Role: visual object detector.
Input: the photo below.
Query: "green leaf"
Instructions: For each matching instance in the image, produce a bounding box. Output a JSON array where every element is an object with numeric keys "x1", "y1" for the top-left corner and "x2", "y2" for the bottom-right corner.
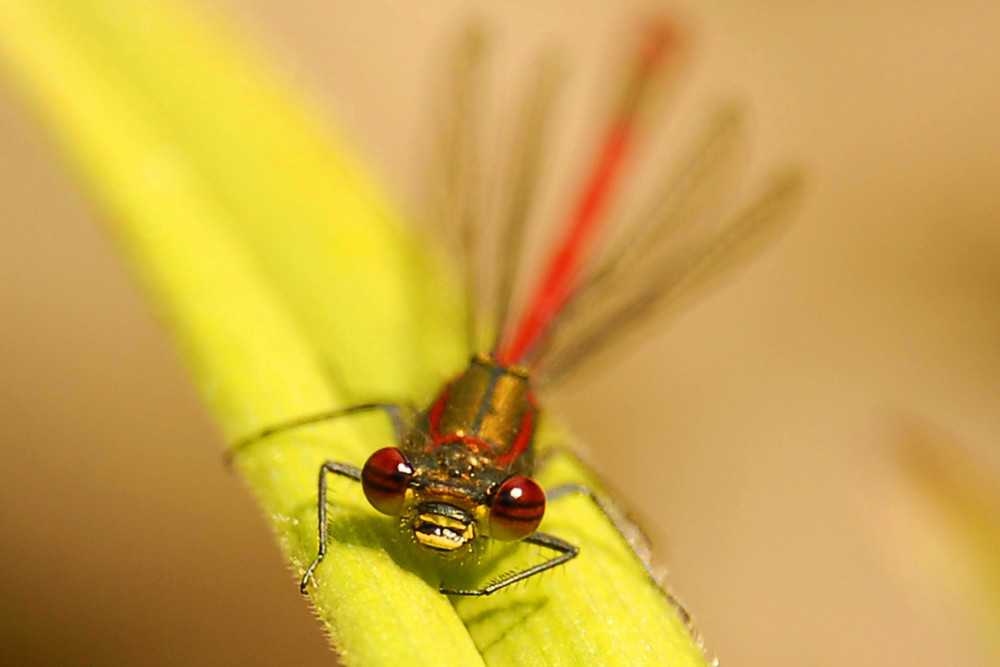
[{"x1": 0, "y1": 1, "x2": 708, "y2": 665}]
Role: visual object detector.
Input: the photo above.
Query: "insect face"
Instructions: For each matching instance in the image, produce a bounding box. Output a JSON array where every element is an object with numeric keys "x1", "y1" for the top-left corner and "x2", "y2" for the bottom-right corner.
[
  {"x1": 363, "y1": 445, "x2": 485, "y2": 554},
  {"x1": 362, "y1": 444, "x2": 547, "y2": 554}
]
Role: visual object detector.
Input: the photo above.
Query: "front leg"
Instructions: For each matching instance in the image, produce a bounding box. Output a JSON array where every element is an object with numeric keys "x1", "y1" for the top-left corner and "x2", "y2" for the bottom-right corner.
[
  {"x1": 545, "y1": 482, "x2": 656, "y2": 580},
  {"x1": 227, "y1": 402, "x2": 411, "y2": 464},
  {"x1": 299, "y1": 461, "x2": 363, "y2": 594},
  {"x1": 439, "y1": 532, "x2": 579, "y2": 596},
  {"x1": 534, "y1": 444, "x2": 656, "y2": 575}
]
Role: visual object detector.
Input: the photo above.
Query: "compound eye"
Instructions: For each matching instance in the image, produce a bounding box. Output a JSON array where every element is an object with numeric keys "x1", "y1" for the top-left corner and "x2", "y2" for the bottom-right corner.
[
  {"x1": 489, "y1": 476, "x2": 546, "y2": 541},
  {"x1": 361, "y1": 447, "x2": 413, "y2": 516}
]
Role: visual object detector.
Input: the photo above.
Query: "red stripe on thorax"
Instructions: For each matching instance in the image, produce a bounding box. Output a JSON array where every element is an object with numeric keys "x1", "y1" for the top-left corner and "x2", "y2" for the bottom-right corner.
[{"x1": 496, "y1": 393, "x2": 537, "y2": 467}]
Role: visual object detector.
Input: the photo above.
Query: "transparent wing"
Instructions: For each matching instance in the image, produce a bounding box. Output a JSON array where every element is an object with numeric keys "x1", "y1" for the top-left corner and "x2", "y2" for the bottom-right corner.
[
  {"x1": 422, "y1": 25, "x2": 489, "y2": 356},
  {"x1": 536, "y1": 167, "x2": 803, "y2": 384},
  {"x1": 490, "y1": 52, "x2": 566, "y2": 350},
  {"x1": 526, "y1": 107, "x2": 748, "y2": 367},
  {"x1": 569, "y1": 107, "x2": 747, "y2": 311},
  {"x1": 420, "y1": 26, "x2": 566, "y2": 356},
  {"x1": 496, "y1": 20, "x2": 686, "y2": 367}
]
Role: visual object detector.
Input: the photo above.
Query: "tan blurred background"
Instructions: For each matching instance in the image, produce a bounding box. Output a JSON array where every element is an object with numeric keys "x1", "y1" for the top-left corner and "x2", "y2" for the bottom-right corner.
[{"x1": 2, "y1": 0, "x2": 999, "y2": 665}]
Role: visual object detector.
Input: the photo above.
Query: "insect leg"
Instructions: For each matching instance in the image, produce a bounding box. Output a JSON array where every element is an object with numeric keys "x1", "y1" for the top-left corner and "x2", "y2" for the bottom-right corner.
[
  {"x1": 226, "y1": 402, "x2": 409, "y2": 463},
  {"x1": 546, "y1": 480, "x2": 695, "y2": 630},
  {"x1": 299, "y1": 460, "x2": 363, "y2": 594},
  {"x1": 439, "y1": 532, "x2": 579, "y2": 597},
  {"x1": 532, "y1": 445, "x2": 655, "y2": 572},
  {"x1": 546, "y1": 482, "x2": 655, "y2": 579}
]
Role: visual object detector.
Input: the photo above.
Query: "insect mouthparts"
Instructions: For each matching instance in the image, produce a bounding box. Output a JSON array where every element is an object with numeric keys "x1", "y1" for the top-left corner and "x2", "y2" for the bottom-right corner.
[{"x1": 413, "y1": 502, "x2": 476, "y2": 552}]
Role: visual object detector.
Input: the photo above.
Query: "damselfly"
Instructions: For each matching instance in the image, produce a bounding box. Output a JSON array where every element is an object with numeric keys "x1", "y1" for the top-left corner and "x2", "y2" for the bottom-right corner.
[{"x1": 234, "y1": 19, "x2": 800, "y2": 597}]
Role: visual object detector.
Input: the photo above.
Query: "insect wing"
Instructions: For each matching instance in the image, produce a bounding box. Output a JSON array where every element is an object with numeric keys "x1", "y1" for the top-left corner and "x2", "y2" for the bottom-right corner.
[{"x1": 539, "y1": 169, "x2": 803, "y2": 383}]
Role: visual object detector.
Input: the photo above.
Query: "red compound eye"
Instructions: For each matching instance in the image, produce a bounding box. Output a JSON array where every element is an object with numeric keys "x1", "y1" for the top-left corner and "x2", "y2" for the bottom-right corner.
[
  {"x1": 489, "y1": 476, "x2": 545, "y2": 541},
  {"x1": 361, "y1": 447, "x2": 413, "y2": 516}
]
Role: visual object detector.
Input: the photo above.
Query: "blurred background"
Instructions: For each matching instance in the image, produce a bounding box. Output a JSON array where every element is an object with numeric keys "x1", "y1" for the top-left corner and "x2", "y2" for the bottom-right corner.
[{"x1": 2, "y1": 0, "x2": 999, "y2": 665}]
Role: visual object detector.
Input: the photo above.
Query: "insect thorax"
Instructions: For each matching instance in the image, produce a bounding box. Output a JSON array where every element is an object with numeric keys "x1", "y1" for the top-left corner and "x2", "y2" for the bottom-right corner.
[{"x1": 424, "y1": 354, "x2": 537, "y2": 469}]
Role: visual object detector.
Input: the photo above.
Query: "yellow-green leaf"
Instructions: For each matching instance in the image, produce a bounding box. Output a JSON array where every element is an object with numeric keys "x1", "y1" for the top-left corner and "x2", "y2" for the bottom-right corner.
[
  {"x1": 892, "y1": 423, "x2": 1000, "y2": 661},
  {"x1": 0, "y1": 1, "x2": 707, "y2": 665}
]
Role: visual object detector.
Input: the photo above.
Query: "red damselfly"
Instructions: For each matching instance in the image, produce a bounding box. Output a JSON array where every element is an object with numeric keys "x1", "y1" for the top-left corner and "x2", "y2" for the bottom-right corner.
[{"x1": 233, "y1": 19, "x2": 800, "y2": 597}]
